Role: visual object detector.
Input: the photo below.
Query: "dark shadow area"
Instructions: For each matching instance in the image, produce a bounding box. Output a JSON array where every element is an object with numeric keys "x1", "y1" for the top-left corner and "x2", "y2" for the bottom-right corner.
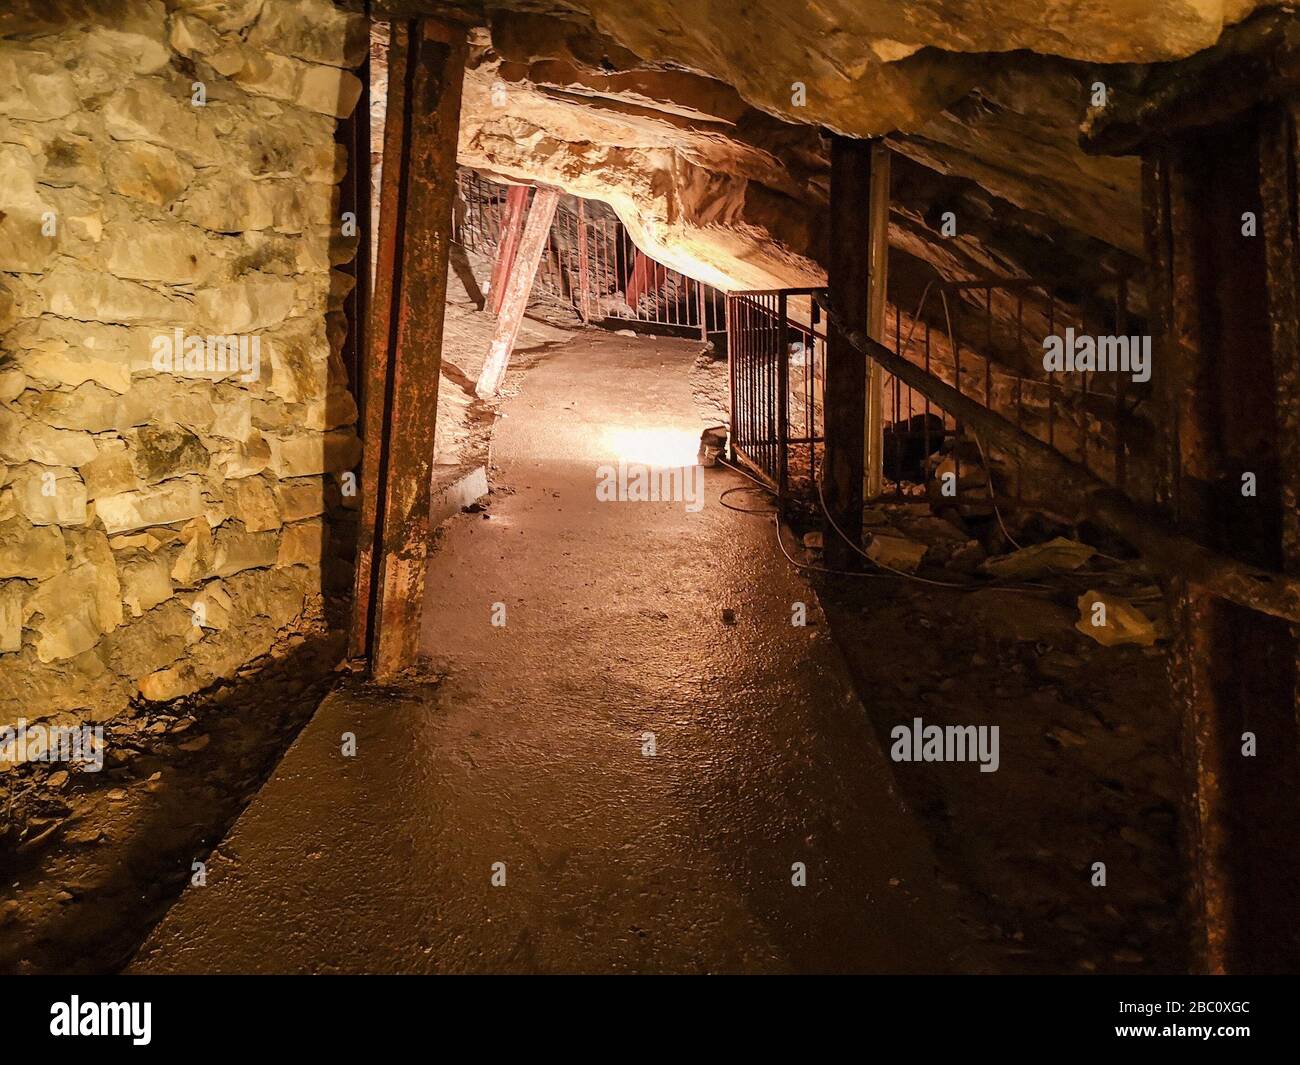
[
  {"x1": 0, "y1": 632, "x2": 344, "y2": 974},
  {"x1": 449, "y1": 243, "x2": 487, "y2": 311},
  {"x1": 815, "y1": 555, "x2": 1186, "y2": 974}
]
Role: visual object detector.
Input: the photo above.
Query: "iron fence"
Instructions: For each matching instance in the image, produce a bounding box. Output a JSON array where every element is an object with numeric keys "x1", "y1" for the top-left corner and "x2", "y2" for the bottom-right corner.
[
  {"x1": 724, "y1": 277, "x2": 1144, "y2": 518},
  {"x1": 725, "y1": 289, "x2": 825, "y2": 501},
  {"x1": 879, "y1": 277, "x2": 1146, "y2": 506},
  {"x1": 454, "y1": 169, "x2": 726, "y2": 337}
]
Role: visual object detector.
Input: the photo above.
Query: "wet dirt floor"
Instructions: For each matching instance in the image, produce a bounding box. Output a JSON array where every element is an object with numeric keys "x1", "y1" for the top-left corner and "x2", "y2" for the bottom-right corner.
[{"x1": 130, "y1": 330, "x2": 989, "y2": 974}]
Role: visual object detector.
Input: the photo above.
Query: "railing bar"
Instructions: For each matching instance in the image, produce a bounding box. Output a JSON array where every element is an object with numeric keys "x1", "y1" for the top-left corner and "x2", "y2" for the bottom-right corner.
[{"x1": 1048, "y1": 295, "x2": 1056, "y2": 450}]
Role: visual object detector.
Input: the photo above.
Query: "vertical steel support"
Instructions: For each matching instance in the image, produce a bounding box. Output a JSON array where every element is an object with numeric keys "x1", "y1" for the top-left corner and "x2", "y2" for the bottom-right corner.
[
  {"x1": 351, "y1": 19, "x2": 468, "y2": 678},
  {"x1": 726, "y1": 294, "x2": 736, "y2": 461},
  {"x1": 777, "y1": 291, "x2": 790, "y2": 500},
  {"x1": 576, "y1": 199, "x2": 591, "y2": 322},
  {"x1": 1143, "y1": 105, "x2": 1300, "y2": 974},
  {"x1": 824, "y1": 136, "x2": 872, "y2": 568}
]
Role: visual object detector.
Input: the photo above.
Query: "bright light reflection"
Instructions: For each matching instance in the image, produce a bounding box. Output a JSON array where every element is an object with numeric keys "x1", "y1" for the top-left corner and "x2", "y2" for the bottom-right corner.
[{"x1": 603, "y1": 427, "x2": 700, "y2": 467}]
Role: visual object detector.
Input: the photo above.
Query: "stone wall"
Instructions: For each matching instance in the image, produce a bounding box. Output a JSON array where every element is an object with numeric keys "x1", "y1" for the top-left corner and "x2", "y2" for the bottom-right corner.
[{"x1": 0, "y1": 0, "x2": 366, "y2": 751}]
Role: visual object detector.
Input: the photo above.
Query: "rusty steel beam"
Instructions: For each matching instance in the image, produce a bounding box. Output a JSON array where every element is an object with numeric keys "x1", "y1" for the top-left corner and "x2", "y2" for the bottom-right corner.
[
  {"x1": 476, "y1": 187, "x2": 560, "y2": 398},
  {"x1": 349, "y1": 20, "x2": 410, "y2": 666},
  {"x1": 823, "y1": 135, "x2": 873, "y2": 568},
  {"x1": 351, "y1": 19, "x2": 468, "y2": 678},
  {"x1": 489, "y1": 184, "x2": 530, "y2": 316},
  {"x1": 852, "y1": 97, "x2": 1300, "y2": 971},
  {"x1": 1148, "y1": 106, "x2": 1300, "y2": 975},
  {"x1": 1084, "y1": 10, "x2": 1300, "y2": 157},
  {"x1": 1261, "y1": 103, "x2": 1300, "y2": 570}
]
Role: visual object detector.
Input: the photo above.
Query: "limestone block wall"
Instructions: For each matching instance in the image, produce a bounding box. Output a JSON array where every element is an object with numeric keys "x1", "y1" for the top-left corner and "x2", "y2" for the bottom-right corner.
[{"x1": 0, "y1": 0, "x2": 367, "y2": 744}]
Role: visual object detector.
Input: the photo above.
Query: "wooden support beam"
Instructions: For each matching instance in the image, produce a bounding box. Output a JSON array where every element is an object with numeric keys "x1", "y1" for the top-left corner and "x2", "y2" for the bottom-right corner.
[
  {"x1": 823, "y1": 135, "x2": 872, "y2": 568},
  {"x1": 476, "y1": 187, "x2": 560, "y2": 398},
  {"x1": 488, "y1": 185, "x2": 530, "y2": 316},
  {"x1": 351, "y1": 19, "x2": 467, "y2": 678},
  {"x1": 864, "y1": 141, "x2": 890, "y2": 501}
]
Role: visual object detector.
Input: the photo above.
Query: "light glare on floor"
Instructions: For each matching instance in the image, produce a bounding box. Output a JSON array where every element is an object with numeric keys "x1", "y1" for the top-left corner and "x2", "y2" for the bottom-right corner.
[{"x1": 603, "y1": 427, "x2": 700, "y2": 467}]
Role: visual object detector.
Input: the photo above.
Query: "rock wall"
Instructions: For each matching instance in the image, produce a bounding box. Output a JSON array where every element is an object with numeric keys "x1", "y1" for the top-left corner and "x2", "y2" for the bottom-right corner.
[{"x1": 0, "y1": 0, "x2": 366, "y2": 749}]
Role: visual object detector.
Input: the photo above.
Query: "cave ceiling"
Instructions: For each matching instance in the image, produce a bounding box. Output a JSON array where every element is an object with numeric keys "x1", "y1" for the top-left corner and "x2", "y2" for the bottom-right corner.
[{"x1": 377, "y1": 1, "x2": 1279, "y2": 341}]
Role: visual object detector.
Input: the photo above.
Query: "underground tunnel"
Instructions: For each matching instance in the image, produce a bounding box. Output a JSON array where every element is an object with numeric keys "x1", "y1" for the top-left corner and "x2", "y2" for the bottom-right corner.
[{"x1": 1, "y1": 0, "x2": 1299, "y2": 1010}]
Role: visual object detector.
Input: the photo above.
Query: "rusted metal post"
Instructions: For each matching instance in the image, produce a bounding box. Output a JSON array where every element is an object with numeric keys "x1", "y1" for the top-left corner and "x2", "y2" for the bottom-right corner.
[
  {"x1": 351, "y1": 19, "x2": 467, "y2": 678},
  {"x1": 476, "y1": 187, "x2": 561, "y2": 398},
  {"x1": 489, "y1": 184, "x2": 529, "y2": 316},
  {"x1": 1084, "y1": 20, "x2": 1300, "y2": 971},
  {"x1": 1142, "y1": 106, "x2": 1300, "y2": 976},
  {"x1": 823, "y1": 135, "x2": 872, "y2": 568}
]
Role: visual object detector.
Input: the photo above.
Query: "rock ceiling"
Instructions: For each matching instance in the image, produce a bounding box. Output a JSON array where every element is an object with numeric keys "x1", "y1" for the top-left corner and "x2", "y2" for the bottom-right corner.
[{"x1": 384, "y1": 1, "x2": 1279, "y2": 339}]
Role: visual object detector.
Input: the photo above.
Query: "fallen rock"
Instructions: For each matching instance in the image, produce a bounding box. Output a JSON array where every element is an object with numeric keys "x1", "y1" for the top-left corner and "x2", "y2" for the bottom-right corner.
[
  {"x1": 1075, "y1": 590, "x2": 1161, "y2": 647},
  {"x1": 866, "y1": 532, "x2": 927, "y2": 574},
  {"x1": 981, "y1": 536, "x2": 1095, "y2": 580},
  {"x1": 959, "y1": 588, "x2": 1078, "y2": 646}
]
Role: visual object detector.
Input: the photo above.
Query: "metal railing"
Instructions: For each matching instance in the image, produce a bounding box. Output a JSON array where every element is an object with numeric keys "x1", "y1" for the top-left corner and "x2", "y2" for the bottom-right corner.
[
  {"x1": 725, "y1": 289, "x2": 825, "y2": 500},
  {"x1": 879, "y1": 277, "x2": 1147, "y2": 506},
  {"x1": 454, "y1": 169, "x2": 726, "y2": 338},
  {"x1": 724, "y1": 278, "x2": 1146, "y2": 518}
]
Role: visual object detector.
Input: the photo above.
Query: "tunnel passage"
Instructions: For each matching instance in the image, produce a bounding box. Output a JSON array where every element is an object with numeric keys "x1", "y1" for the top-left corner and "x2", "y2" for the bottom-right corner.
[{"x1": 3, "y1": 0, "x2": 1300, "y2": 979}]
